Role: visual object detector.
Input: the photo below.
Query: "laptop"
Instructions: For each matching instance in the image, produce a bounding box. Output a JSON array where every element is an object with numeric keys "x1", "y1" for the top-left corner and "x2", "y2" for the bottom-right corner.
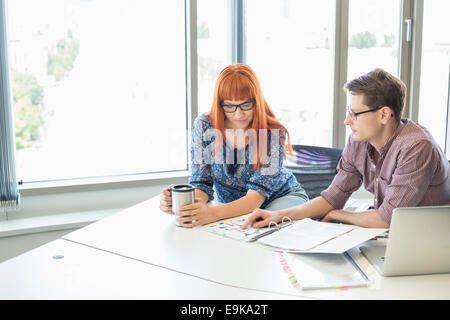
[{"x1": 360, "y1": 206, "x2": 450, "y2": 277}]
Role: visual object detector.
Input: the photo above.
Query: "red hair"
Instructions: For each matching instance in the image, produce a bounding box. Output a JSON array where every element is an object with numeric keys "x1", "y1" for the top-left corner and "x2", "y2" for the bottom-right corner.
[{"x1": 208, "y1": 64, "x2": 292, "y2": 170}]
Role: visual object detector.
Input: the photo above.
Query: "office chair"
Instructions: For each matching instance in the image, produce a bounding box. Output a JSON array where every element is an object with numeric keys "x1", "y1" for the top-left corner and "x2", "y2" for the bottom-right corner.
[{"x1": 284, "y1": 144, "x2": 343, "y2": 199}]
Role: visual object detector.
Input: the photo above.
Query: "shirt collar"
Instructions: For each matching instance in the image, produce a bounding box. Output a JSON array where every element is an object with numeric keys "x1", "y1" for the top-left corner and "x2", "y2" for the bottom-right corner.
[{"x1": 367, "y1": 118, "x2": 408, "y2": 158}]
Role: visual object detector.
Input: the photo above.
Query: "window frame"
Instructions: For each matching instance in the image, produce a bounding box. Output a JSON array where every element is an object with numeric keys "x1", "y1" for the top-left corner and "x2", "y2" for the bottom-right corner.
[
  {"x1": 2, "y1": 0, "x2": 449, "y2": 200},
  {"x1": 408, "y1": 0, "x2": 450, "y2": 157}
]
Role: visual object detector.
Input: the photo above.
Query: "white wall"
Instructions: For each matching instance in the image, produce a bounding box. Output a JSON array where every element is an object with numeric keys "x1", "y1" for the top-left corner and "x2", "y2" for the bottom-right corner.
[{"x1": 0, "y1": 176, "x2": 189, "y2": 263}]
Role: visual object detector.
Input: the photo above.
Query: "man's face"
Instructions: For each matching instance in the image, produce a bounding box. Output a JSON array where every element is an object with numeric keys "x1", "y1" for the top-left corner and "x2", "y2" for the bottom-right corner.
[{"x1": 344, "y1": 94, "x2": 383, "y2": 142}]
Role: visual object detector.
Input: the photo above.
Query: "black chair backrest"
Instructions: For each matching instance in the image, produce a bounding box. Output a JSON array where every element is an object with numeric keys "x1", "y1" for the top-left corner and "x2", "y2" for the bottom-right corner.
[{"x1": 284, "y1": 144, "x2": 343, "y2": 199}]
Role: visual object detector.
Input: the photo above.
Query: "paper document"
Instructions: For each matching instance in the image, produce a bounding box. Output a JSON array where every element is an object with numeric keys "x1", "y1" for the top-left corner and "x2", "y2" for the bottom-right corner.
[
  {"x1": 258, "y1": 218, "x2": 353, "y2": 251},
  {"x1": 282, "y1": 251, "x2": 369, "y2": 290},
  {"x1": 306, "y1": 227, "x2": 387, "y2": 254}
]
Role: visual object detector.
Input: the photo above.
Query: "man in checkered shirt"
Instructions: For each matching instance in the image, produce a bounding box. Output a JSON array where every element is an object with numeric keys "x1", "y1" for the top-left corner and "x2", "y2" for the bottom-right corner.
[{"x1": 243, "y1": 68, "x2": 450, "y2": 229}]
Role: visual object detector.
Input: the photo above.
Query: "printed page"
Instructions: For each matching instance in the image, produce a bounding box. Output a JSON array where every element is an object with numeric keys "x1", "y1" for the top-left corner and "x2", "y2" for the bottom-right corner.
[
  {"x1": 258, "y1": 218, "x2": 353, "y2": 251},
  {"x1": 304, "y1": 227, "x2": 388, "y2": 254}
]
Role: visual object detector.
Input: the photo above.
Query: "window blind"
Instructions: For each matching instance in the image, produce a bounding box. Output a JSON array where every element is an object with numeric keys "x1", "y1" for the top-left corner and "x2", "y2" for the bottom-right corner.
[{"x1": 0, "y1": 0, "x2": 20, "y2": 212}]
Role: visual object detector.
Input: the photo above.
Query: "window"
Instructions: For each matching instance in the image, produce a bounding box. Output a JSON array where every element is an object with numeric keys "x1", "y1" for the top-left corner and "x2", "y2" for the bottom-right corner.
[
  {"x1": 417, "y1": 0, "x2": 450, "y2": 156},
  {"x1": 3, "y1": 0, "x2": 448, "y2": 193},
  {"x1": 346, "y1": 0, "x2": 401, "y2": 139},
  {"x1": 197, "y1": 0, "x2": 229, "y2": 115},
  {"x1": 8, "y1": 0, "x2": 187, "y2": 183},
  {"x1": 347, "y1": 0, "x2": 401, "y2": 80},
  {"x1": 245, "y1": 0, "x2": 335, "y2": 147}
]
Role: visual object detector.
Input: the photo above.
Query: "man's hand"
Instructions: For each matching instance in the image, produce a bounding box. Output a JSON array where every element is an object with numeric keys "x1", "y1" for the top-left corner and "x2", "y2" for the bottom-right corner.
[{"x1": 241, "y1": 208, "x2": 282, "y2": 229}]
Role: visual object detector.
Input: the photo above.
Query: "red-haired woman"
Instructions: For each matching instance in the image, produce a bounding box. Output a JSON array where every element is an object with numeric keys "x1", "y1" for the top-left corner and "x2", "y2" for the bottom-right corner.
[{"x1": 160, "y1": 64, "x2": 308, "y2": 227}]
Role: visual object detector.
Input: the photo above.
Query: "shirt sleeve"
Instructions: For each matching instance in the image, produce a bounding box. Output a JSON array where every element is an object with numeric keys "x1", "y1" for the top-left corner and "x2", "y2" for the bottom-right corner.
[
  {"x1": 189, "y1": 116, "x2": 215, "y2": 202},
  {"x1": 377, "y1": 140, "x2": 437, "y2": 224},
  {"x1": 320, "y1": 136, "x2": 363, "y2": 209},
  {"x1": 245, "y1": 129, "x2": 289, "y2": 199}
]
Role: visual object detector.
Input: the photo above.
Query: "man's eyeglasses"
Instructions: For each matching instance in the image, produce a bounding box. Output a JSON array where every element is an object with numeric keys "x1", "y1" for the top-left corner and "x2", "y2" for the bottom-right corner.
[
  {"x1": 347, "y1": 106, "x2": 383, "y2": 121},
  {"x1": 221, "y1": 100, "x2": 255, "y2": 113}
]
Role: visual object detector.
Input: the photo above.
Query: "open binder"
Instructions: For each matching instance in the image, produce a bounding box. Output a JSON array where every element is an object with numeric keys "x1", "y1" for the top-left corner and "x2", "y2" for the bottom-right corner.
[{"x1": 258, "y1": 218, "x2": 387, "y2": 253}]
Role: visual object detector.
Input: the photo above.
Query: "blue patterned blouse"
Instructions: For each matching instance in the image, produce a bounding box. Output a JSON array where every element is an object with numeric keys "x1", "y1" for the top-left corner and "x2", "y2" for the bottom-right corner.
[{"x1": 189, "y1": 113, "x2": 303, "y2": 208}]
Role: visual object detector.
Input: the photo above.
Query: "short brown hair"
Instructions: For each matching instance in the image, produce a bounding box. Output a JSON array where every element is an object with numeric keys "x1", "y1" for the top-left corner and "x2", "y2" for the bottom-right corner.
[{"x1": 344, "y1": 68, "x2": 406, "y2": 122}]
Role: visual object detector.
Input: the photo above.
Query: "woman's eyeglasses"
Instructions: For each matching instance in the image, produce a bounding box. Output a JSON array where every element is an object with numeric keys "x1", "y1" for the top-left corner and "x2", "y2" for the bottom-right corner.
[{"x1": 221, "y1": 100, "x2": 255, "y2": 113}]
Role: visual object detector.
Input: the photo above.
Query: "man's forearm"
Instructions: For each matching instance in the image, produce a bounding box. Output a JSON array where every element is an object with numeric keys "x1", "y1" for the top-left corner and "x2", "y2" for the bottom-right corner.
[
  {"x1": 323, "y1": 209, "x2": 389, "y2": 228},
  {"x1": 275, "y1": 196, "x2": 335, "y2": 221}
]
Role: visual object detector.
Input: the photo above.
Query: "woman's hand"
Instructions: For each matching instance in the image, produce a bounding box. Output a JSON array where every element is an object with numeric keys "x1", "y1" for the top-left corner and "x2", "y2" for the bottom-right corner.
[
  {"x1": 159, "y1": 184, "x2": 175, "y2": 214},
  {"x1": 241, "y1": 208, "x2": 282, "y2": 229},
  {"x1": 175, "y1": 197, "x2": 216, "y2": 228}
]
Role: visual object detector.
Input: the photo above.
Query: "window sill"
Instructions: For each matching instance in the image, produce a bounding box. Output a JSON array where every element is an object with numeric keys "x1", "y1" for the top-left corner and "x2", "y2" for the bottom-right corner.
[
  {"x1": 19, "y1": 170, "x2": 191, "y2": 196},
  {"x1": 0, "y1": 170, "x2": 191, "y2": 225},
  {"x1": 0, "y1": 208, "x2": 119, "y2": 238}
]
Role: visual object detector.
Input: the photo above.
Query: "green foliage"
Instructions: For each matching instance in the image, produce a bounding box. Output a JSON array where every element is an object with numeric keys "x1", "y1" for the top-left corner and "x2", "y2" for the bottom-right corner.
[
  {"x1": 47, "y1": 31, "x2": 80, "y2": 81},
  {"x1": 198, "y1": 56, "x2": 222, "y2": 80},
  {"x1": 12, "y1": 72, "x2": 43, "y2": 106},
  {"x1": 197, "y1": 21, "x2": 210, "y2": 39},
  {"x1": 12, "y1": 30, "x2": 79, "y2": 150},
  {"x1": 12, "y1": 73, "x2": 44, "y2": 150},
  {"x1": 383, "y1": 34, "x2": 396, "y2": 47},
  {"x1": 349, "y1": 31, "x2": 377, "y2": 49}
]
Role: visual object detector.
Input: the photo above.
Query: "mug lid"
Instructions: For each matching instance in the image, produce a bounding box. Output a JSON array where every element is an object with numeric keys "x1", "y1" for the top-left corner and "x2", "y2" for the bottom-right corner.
[{"x1": 170, "y1": 184, "x2": 194, "y2": 192}]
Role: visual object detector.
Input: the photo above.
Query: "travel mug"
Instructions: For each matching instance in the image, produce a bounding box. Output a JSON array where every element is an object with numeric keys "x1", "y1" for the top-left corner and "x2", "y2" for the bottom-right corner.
[{"x1": 170, "y1": 184, "x2": 195, "y2": 227}]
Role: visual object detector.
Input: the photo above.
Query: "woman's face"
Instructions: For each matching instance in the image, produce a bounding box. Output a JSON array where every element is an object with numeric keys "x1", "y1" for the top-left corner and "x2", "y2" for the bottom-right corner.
[{"x1": 222, "y1": 99, "x2": 255, "y2": 130}]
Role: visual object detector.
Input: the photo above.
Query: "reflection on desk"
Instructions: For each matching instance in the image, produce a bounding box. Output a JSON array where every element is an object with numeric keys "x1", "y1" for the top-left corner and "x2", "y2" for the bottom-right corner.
[{"x1": 0, "y1": 239, "x2": 300, "y2": 299}]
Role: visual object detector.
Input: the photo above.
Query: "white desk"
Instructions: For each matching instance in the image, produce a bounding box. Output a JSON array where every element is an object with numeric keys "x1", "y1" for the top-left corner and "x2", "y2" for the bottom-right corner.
[
  {"x1": 0, "y1": 239, "x2": 299, "y2": 299},
  {"x1": 61, "y1": 196, "x2": 450, "y2": 299},
  {"x1": 1, "y1": 195, "x2": 449, "y2": 299}
]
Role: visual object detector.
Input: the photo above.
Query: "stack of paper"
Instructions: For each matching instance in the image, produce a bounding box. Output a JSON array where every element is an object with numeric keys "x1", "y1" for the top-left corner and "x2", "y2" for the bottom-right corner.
[
  {"x1": 281, "y1": 251, "x2": 369, "y2": 290},
  {"x1": 258, "y1": 218, "x2": 352, "y2": 251},
  {"x1": 258, "y1": 218, "x2": 387, "y2": 253}
]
